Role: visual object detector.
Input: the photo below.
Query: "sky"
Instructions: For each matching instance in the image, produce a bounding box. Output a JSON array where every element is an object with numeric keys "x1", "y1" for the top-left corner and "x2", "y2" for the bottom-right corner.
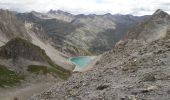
[{"x1": 0, "y1": 0, "x2": 170, "y2": 16}]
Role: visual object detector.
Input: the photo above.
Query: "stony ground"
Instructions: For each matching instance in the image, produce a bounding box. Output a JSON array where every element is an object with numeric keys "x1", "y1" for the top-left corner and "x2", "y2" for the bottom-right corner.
[
  {"x1": 0, "y1": 82, "x2": 53, "y2": 100},
  {"x1": 30, "y1": 38, "x2": 170, "y2": 100}
]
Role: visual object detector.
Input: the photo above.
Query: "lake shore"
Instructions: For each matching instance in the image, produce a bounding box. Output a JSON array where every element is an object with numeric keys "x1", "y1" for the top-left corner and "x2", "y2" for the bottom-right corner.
[{"x1": 69, "y1": 56, "x2": 101, "y2": 72}]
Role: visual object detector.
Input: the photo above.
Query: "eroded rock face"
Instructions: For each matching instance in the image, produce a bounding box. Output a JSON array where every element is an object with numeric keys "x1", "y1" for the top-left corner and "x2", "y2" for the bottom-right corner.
[
  {"x1": 0, "y1": 37, "x2": 72, "y2": 80},
  {"x1": 0, "y1": 37, "x2": 48, "y2": 63},
  {"x1": 0, "y1": 9, "x2": 30, "y2": 40},
  {"x1": 124, "y1": 9, "x2": 170, "y2": 42}
]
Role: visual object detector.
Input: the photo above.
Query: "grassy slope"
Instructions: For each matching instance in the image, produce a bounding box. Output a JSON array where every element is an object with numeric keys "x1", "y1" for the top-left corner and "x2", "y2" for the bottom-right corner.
[
  {"x1": 27, "y1": 65, "x2": 71, "y2": 80},
  {"x1": 0, "y1": 65, "x2": 24, "y2": 87}
]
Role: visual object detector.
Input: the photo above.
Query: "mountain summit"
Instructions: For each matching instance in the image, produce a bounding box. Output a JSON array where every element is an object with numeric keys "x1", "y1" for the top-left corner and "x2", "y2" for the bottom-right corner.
[
  {"x1": 48, "y1": 9, "x2": 72, "y2": 16},
  {"x1": 124, "y1": 9, "x2": 170, "y2": 42},
  {"x1": 153, "y1": 9, "x2": 169, "y2": 18}
]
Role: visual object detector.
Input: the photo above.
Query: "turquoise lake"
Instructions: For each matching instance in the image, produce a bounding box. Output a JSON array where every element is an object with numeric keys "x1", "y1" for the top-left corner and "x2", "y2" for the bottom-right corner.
[{"x1": 70, "y1": 56, "x2": 95, "y2": 68}]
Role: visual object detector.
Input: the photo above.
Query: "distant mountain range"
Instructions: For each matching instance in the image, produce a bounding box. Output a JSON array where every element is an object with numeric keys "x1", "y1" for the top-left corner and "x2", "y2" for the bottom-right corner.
[{"x1": 16, "y1": 10, "x2": 147, "y2": 55}]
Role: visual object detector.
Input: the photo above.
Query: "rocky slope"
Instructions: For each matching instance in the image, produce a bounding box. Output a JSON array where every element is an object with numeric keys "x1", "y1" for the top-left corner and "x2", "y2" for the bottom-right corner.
[
  {"x1": 17, "y1": 10, "x2": 146, "y2": 56},
  {"x1": 0, "y1": 38, "x2": 71, "y2": 87},
  {"x1": 1, "y1": 8, "x2": 170, "y2": 99},
  {"x1": 0, "y1": 9, "x2": 30, "y2": 46},
  {"x1": 30, "y1": 37, "x2": 170, "y2": 100},
  {"x1": 124, "y1": 9, "x2": 170, "y2": 42},
  {"x1": 30, "y1": 9, "x2": 170, "y2": 100},
  {"x1": 0, "y1": 9, "x2": 77, "y2": 89}
]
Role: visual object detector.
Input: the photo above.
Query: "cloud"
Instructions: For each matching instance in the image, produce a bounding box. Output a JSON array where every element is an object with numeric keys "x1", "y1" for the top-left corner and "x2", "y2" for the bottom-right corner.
[{"x1": 0, "y1": 0, "x2": 170, "y2": 15}]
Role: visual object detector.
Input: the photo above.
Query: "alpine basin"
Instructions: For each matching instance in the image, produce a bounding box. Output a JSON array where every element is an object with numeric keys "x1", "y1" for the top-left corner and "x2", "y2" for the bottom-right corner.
[{"x1": 70, "y1": 56, "x2": 96, "y2": 69}]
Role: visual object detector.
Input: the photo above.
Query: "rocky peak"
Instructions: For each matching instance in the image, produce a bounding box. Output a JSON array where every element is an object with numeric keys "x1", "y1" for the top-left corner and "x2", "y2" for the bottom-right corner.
[
  {"x1": 0, "y1": 9, "x2": 15, "y2": 21},
  {"x1": 152, "y1": 9, "x2": 169, "y2": 19},
  {"x1": 123, "y1": 9, "x2": 170, "y2": 42},
  {"x1": 104, "y1": 13, "x2": 112, "y2": 16},
  {"x1": 48, "y1": 9, "x2": 57, "y2": 14},
  {"x1": 48, "y1": 9, "x2": 72, "y2": 16},
  {"x1": 30, "y1": 11, "x2": 39, "y2": 16}
]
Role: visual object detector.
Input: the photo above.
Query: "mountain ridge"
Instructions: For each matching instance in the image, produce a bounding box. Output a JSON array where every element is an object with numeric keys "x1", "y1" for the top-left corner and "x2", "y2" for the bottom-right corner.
[
  {"x1": 17, "y1": 9, "x2": 147, "y2": 55},
  {"x1": 123, "y1": 9, "x2": 170, "y2": 42}
]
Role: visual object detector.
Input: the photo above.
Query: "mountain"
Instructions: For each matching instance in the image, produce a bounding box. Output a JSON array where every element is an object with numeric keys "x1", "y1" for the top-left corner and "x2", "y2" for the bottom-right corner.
[
  {"x1": 0, "y1": 9, "x2": 30, "y2": 46},
  {"x1": 0, "y1": 9, "x2": 76, "y2": 87},
  {"x1": 29, "y1": 9, "x2": 170, "y2": 100},
  {"x1": 0, "y1": 37, "x2": 71, "y2": 87},
  {"x1": 47, "y1": 10, "x2": 75, "y2": 22},
  {"x1": 2, "y1": 8, "x2": 169, "y2": 99},
  {"x1": 30, "y1": 29, "x2": 170, "y2": 100},
  {"x1": 30, "y1": 25, "x2": 170, "y2": 100},
  {"x1": 0, "y1": 9, "x2": 75, "y2": 71},
  {"x1": 0, "y1": 9, "x2": 146, "y2": 87},
  {"x1": 124, "y1": 9, "x2": 170, "y2": 42},
  {"x1": 0, "y1": 38, "x2": 71, "y2": 79},
  {"x1": 17, "y1": 10, "x2": 145, "y2": 56}
]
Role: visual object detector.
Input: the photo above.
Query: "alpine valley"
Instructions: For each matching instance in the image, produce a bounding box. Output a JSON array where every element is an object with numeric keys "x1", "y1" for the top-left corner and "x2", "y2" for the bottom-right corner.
[{"x1": 0, "y1": 8, "x2": 170, "y2": 100}]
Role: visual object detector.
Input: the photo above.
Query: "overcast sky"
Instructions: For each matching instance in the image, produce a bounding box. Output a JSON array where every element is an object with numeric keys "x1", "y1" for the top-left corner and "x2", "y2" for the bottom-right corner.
[{"x1": 0, "y1": 0, "x2": 170, "y2": 16}]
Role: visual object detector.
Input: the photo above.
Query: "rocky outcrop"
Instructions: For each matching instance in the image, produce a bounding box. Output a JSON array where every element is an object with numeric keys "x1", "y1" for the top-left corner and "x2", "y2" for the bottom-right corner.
[
  {"x1": 124, "y1": 9, "x2": 170, "y2": 42},
  {"x1": 0, "y1": 9, "x2": 30, "y2": 41},
  {"x1": 0, "y1": 38, "x2": 49, "y2": 63},
  {"x1": 0, "y1": 37, "x2": 71, "y2": 79}
]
